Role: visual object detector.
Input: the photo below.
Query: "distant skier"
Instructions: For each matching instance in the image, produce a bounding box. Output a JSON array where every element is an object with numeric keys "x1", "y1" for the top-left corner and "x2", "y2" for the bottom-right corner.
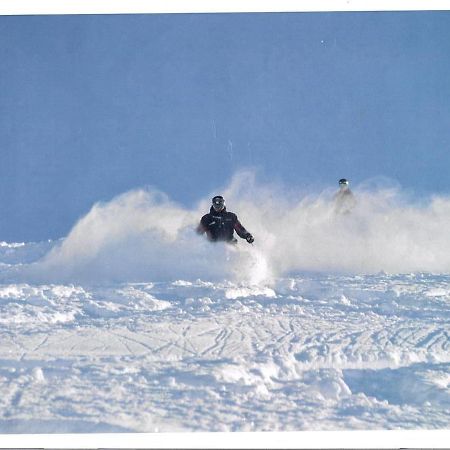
[
  {"x1": 334, "y1": 178, "x2": 356, "y2": 215},
  {"x1": 196, "y1": 195, "x2": 254, "y2": 244}
]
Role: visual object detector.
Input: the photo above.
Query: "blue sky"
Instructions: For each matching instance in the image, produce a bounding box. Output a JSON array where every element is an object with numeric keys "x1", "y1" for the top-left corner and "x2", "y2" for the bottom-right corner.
[{"x1": 1, "y1": 11, "x2": 450, "y2": 241}]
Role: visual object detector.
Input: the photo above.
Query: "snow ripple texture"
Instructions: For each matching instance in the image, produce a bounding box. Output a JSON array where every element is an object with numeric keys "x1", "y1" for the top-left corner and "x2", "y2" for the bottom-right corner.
[{"x1": 0, "y1": 243, "x2": 449, "y2": 432}]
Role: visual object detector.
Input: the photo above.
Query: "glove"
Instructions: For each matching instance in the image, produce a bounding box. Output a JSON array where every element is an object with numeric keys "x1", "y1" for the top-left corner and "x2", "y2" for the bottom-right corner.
[{"x1": 245, "y1": 233, "x2": 254, "y2": 244}]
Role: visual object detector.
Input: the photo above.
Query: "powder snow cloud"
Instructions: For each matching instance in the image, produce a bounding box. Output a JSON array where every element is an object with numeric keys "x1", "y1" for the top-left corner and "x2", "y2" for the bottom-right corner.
[{"x1": 22, "y1": 170, "x2": 450, "y2": 284}]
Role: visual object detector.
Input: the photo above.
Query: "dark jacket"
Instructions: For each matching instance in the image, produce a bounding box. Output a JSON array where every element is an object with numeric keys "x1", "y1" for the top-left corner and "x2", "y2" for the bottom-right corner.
[{"x1": 197, "y1": 207, "x2": 250, "y2": 242}]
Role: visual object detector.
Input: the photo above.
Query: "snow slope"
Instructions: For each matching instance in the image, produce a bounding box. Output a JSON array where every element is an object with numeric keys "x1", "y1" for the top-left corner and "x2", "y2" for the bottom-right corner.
[
  {"x1": 0, "y1": 182, "x2": 449, "y2": 433},
  {"x1": 0, "y1": 249, "x2": 449, "y2": 432}
]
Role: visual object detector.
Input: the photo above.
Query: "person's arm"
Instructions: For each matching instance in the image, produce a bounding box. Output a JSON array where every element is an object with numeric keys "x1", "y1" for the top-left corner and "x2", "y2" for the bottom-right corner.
[
  {"x1": 196, "y1": 222, "x2": 205, "y2": 234},
  {"x1": 197, "y1": 215, "x2": 214, "y2": 240},
  {"x1": 234, "y1": 216, "x2": 254, "y2": 243},
  {"x1": 196, "y1": 216, "x2": 206, "y2": 234}
]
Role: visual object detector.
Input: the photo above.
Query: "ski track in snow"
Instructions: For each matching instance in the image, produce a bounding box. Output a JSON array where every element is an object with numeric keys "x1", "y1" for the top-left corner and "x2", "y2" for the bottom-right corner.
[{"x1": 0, "y1": 242, "x2": 449, "y2": 432}]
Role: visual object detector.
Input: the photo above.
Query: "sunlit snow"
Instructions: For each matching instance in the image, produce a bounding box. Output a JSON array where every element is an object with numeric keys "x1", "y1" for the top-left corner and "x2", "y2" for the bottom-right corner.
[{"x1": 0, "y1": 176, "x2": 449, "y2": 433}]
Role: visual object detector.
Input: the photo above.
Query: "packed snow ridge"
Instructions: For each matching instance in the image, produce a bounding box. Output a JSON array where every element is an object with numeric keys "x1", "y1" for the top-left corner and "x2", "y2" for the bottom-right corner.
[{"x1": 0, "y1": 175, "x2": 449, "y2": 432}]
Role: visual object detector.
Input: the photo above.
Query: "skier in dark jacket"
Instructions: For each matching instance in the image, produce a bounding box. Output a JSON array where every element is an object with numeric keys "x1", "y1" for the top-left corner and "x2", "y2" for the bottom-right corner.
[{"x1": 196, "y1": 196, "x2": 254, "y2": 244}]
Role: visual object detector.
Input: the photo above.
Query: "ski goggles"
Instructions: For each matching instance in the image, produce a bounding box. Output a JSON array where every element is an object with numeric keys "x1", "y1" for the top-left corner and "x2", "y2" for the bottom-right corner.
[{"x1": 212, "y1": 196, "x2": 225, "y2": 208}]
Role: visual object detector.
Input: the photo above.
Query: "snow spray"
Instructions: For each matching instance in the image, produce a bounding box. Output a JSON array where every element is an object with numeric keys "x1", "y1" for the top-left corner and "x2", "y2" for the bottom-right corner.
[{"x1": 22, "y1": 170, "x2": 450, "y2": 283}]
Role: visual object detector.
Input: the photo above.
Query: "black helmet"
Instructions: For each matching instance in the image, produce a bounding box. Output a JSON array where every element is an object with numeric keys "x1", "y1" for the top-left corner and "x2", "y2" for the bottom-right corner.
[
  {"x1": 339, "y1": 178, "x2": 349, "y2": 186},
  {"x1": 212, "y1": 195, "x2": 225, "y2": 211}
]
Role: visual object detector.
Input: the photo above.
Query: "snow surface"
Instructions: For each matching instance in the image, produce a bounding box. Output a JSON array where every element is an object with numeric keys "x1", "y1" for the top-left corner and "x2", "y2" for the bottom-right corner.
[{"x1": 0, "y1": 181, "x2": 449, "y2": 433}]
